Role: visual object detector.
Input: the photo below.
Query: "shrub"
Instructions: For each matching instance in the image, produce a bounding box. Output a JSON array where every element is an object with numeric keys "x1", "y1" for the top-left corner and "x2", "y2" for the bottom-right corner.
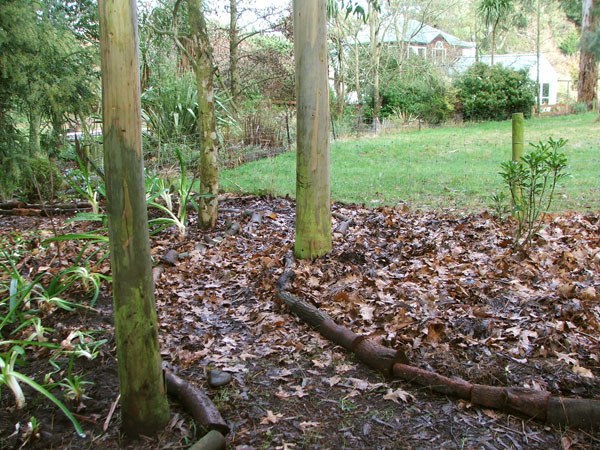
[
  {"x1": 498, "y1": 137, "x2": 569, "y2": 248},
  {"x1": 454, "y1": 63, "x2": 535, "y2": 121},
  {"x1": 571, "y1": 102, "x2": 588, "y2": 114},
  {"x1": 19, "y1": 157, "x2": 63, "y2": 202},
  {"x1": 376, "y1": 60, "x2": 455, "y2": 124}
]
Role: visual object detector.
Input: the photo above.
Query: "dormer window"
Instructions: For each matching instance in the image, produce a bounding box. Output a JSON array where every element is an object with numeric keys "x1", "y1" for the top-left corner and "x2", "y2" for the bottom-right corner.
[{"x1": 434, "y1": 41, "x2": 446, "y2": 63}]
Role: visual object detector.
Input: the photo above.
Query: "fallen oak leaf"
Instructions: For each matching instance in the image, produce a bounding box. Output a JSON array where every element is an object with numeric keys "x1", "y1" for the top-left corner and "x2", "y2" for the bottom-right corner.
[
  {"x1": 348, "y1": 377, "x2": 370, "y2": 391},
  {"x1": 573, "y1": 365, "x2": 594, "y2": 379},
  {"x1": 299, "y1": 421, "x2": 320, "y2": 432},
  {"x1": 383, "y1": 388, "x2": 415, "y2": 403},
  {"x1": 326, "y1": 375, "x2": 342, "y2": 387},
  {"x1": 556, "y1": 352, "x2": 578, "y2": 365},
  {"x1": 260, "y1": 410, "x2": 283, "y2": 425}
]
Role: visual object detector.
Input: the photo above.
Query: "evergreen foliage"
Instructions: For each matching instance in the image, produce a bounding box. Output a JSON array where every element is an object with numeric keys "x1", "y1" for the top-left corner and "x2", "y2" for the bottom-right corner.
[
  {"x1": 379, "y1": 60, "x2": 454, "y2": 124},
  {"x1": 454, "y1": 63, "x2": 535, "y2": 121}
]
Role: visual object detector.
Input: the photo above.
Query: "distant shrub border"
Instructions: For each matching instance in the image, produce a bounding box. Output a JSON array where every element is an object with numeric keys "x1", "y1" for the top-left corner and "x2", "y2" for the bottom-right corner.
[{"x1": 454, "y1": 63, "x2": 536, "y2": 122}]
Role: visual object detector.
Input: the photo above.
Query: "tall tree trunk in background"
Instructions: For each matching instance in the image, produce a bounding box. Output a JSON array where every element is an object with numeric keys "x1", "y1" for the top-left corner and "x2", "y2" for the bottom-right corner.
[
  {"x1": 331, "y1": 33, "x2": 345, "y2": 119},
  {"x1": 293, "y1": 0, "x2": 332, "y2": 260},
  {"x1": 369, "y1": 2, "x2": 381, "y2": 130},
  {"x1": 578, "y1": 0, "x2": 599, "y2": 107},
  {"x1": 354, "y1": 36, "x2": 361, "y2": 123},
  {"x1": 229, "y1": 0, "x2": 240, "y2": 104},
  {"x1": 189, "y1": 0, "x2": 219, "y2": 229},
  {"x1": 28, "y1": 107, "x2": 41, "y2": 157},
  {"x1": 536, "y1": 0, "x2": 541, "y2": 116},
  {"x1": 98, "y1": 0, "x2": 170, "y2": 436}
]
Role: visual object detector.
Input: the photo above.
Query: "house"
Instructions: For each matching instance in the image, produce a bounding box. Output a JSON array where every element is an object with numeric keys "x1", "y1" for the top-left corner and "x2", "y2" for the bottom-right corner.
[
  {"x1": 356, "y1": 19, "x2": 476, "y2": 64},
  {"x1": 452, "y1": 54, "x2": 559, "y2": 106}
]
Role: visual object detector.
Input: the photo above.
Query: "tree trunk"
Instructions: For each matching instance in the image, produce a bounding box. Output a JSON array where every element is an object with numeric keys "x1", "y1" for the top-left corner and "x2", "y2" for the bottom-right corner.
[
  {"x1": 98, "y1": 0, "x2": 170, "y2": 436},
  {"x1": 369, "y1": 3, "x2": 381, "y2": 130},
  {"x1": 28, "y1": 107, "x2": 41, "y2": 158},
  {"x1": 189, "y1": 0, "x2": 219, "y2": 230},
  {"x1": 491, "y1": 27, "x2": 496, "y2": 65},
  {"x1": 229, "y1": 0, "x2": 240, "y2": 104},
  {"x1": 332, "y1": 34, "x2": 345, "y2": 119},
  {"x1": 354, "y1": 35, "x2": 361, "y2": 129},
  {"x1": 536, "y1": 0, "x2": 541, "y2": 116},
  {"x1": 293, "y1": 0, "x2": 332, "y2": 260},
  {"x1": 578, "y1": 0, "x2": 599, "y2": 107}
]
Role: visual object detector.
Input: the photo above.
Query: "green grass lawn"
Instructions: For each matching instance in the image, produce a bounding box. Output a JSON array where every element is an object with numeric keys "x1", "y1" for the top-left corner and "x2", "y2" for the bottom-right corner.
[{"x1": 221, "y1": 112, "x2": 600, "y2": 212}]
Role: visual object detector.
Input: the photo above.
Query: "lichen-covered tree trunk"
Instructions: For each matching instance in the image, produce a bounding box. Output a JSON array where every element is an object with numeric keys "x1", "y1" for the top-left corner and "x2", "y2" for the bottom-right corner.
[
  {"x1": 229, "y1": 0, "x2": 240, "y2": 104},
  {"x1": 189, "y1": 0, "x2": 219, "y2": 230},
  {"x1": 369, "y1": 3, "x2": 381, "y2": 130},
  {"x1": 98, "y1": 0, "x2": 169, "y2": 436},
  {"x1": 293, "y1": 0, "x2": 332, "y2": 260},
  {"x1": 578, "y1": 0, "x2": 599, "y2": 106}
]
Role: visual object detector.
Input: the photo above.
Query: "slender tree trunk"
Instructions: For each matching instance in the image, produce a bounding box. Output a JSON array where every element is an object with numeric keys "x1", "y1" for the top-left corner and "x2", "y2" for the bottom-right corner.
[
  {"x1": 98, "y1": 0, "x2": 170, "y2": 436},
  {"x1": 369, "y1": 3, "x2": 381, "y2": 130},
  {"x1": 189, "y1": 0, "x2": 219, "y2": 229},
  {"x1": 28, "y1": 107, "x2": 41, "y2": 157},
  {"x1": 229, "y1": 0, "x2": 240, "y2": 104},
  {"x1": 332, "y1": 34, "x2": 345, "y2": 119},
  {"x1": 491, "y1": 27, "x2": 496, "y2": 65},
  {"x1": 293, "y1": 0, "x2": 332, "y2": 260},
  {"x1": 536, "y1": 0, "x2": 541, "y2": 116},
  {"x1": 578, "y1": 0, "x2": 599, "y2": 107}
]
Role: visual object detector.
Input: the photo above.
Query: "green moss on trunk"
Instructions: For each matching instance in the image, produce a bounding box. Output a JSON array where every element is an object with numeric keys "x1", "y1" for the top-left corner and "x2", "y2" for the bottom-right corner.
[
  {"x1": 99, "y1": 0, "x2": 169, "y2": 436},
  {"x1": 293, "y1": 0, "x2": 332, "y2": 260}
]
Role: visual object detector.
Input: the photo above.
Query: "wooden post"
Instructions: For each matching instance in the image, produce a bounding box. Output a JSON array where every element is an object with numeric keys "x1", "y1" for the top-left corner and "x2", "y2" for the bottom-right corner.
[
  {"x1": 98, "y1": 0, "x2": 170, "y2": 436},
  {"x1": 511, "y1": 113, "x2": 524, "y2": 216},
  {"x1": 511, "y1": 113, "x2": 524, "y2": 163},
  {"x1": 293, "y1": 0, "x2": 332, "y2": 259}
]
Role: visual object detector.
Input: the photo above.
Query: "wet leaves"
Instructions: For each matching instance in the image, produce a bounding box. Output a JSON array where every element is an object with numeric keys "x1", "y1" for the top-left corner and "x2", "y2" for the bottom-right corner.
[{"x1": 2, "y1": 197, "x2": 599, "y2": 448}]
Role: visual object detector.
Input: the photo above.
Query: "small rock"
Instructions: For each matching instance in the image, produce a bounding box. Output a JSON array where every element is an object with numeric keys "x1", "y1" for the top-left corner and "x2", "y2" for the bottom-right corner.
[
  {"x1": 162, "y1": 249, "x2": 179, "y2": 265},
  {"x1": 208, "y1": 369, "x2": 232, "y2": 388}
]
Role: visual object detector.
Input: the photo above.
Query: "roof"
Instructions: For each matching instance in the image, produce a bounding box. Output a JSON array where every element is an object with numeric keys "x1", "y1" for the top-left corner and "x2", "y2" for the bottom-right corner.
[
  {"x1": 357, "y1": 18, "x2": 475, "y2": 49},
  {"x1": 451, "y1": 54, "x2": 558, "y2": 79}
]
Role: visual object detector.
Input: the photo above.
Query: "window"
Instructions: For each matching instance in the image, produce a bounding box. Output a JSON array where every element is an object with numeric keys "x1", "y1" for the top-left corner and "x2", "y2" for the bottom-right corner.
[
  {"x1": 541, "y1": 83, "x2": 550, "y2": 104},
  {"x1": 409, "y1": 46, "x2": 426, "y2": 58},
  {"x1": 433, "y1": 41, "x2": 446, "y2": 63}
]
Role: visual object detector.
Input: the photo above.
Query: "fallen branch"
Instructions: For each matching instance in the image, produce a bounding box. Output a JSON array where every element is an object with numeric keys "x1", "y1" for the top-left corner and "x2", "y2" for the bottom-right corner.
[
  {"x1": 164, "y1": 369, "x2": 230, "y2": 435},
  {"x1": 0, "y1": 207, "x2": 90, "y2": 217},
  {"x1": 332, "y1": 212, "x2": 353, "y2": 235},
  {"x1": 392, "y1": 363, "x2": 600, "y2": 431},
  {"x1": 0, "y1": 201, "x2": 91, "y2": 210},
  {"x1": 276, "y1": 276, "x2": 408, "y2": 375},
  {"x1": 276, "y1": 256, "x2": 600, "y2": 432},
  {"x1": 188, "y1": 430, "x2": 226, "y2": 450}
]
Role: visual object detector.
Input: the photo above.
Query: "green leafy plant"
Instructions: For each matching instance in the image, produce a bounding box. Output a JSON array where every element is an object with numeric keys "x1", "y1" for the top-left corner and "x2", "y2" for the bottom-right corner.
[
  {"x1": 0, "y1": 345, "x2": 85, "y2": 437},
  {"x1": 65, "y1": 156, "x2": 105, "y2": 214},
  {"x1": 499, "y1": 137, "x2": 569, "y2": 248},
  {"x1": 148, "y1": 149, "x2": 197, "y2": 237},
  {"x1": 11, "y1": 317, "x2": 54, "y2": 342},
  {"x1": 43, "y1": 213, "x2": 109, "y2": 265},
  {"x1": 59, "y1": 356, "x2": 92, "y2": 402},
  {"x1": 61, "y1": 266, "x2": 110, "y2": 307},
  {"x1": 489, "y1": 191, "x2": 510, "y2": 220},
  {"x1": 59, "y1": 329, "x2": 107, "y2": 360}
]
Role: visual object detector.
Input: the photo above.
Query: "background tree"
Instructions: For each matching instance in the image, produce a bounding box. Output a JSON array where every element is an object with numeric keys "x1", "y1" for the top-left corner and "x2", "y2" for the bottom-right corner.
[
  {"x1": 188, "y1": 0, "x2": 220, "y2": 229},
  {"x1": 98, "y1": 0, "x2": 170, "y2": 436},
  {"x1": 578, "y1": 0, "x2": 599, "y2": 107},
  {"x1": 294, "y1": 0, "x2": 332, "y2": 259},
  {"x1": 478, "y1": 0, "x2": 514, "y2": 64}
]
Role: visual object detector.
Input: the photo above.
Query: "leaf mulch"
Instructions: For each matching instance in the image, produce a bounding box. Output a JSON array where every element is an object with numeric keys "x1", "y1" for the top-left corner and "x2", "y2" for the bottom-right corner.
[{"x1": 1, "y1": 195, "x2": 599, "y2": 449}]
